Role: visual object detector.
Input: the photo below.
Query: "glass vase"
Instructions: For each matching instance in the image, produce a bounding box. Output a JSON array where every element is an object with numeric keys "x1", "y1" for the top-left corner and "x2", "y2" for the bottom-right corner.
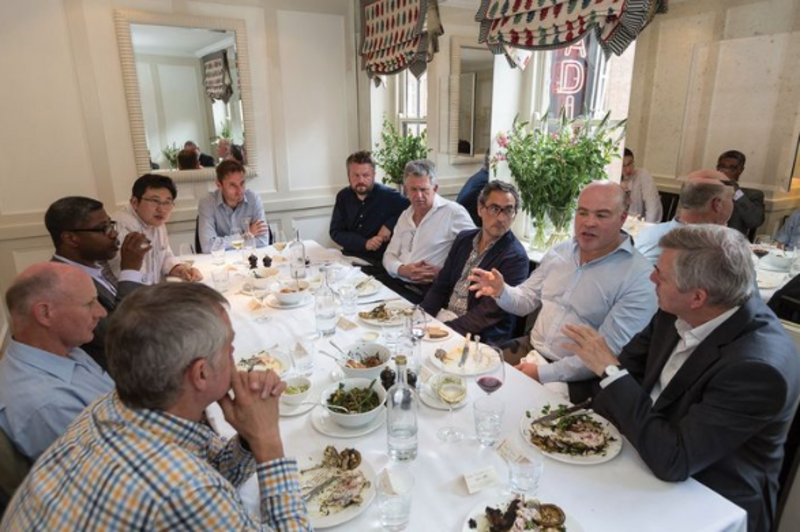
[
  {"x1": 547, "y1": 205, "x2": 573, "y2": 247},
  {"x1": 529, "y1": 212, "x2": 549, "y2": 251}
]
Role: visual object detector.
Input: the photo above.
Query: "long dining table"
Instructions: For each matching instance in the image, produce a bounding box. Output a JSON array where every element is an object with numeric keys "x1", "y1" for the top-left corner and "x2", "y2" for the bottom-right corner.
[{"x1": 194, "y1": 241, "x2": 748, "y2": 532}]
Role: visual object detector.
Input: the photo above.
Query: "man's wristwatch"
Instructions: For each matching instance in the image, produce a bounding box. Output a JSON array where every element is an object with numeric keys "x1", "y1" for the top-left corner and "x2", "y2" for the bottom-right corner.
[{"x1": 601, "y1": 364, "x2": 621, "y2": 380}]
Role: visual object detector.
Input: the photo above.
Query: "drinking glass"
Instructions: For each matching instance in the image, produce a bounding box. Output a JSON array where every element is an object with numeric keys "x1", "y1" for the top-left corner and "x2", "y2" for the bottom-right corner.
[
  {"x1": 289, "y1": 332, "x2": 319, "y2": 376},
  {"x1": 753, "y1": 235, "x2": 773, "y2": 262},
  {"x1": 473, "y1": 396, "x2": 504, "y2": 447},
  {"x1": 475, "y1": 346, "x2": 506, "y2": 396},
  {"x1": 211, "y1": 268, "x2": 230, "y2": 293},
  {"x1": 407, "y1": 305, "x2": 427, "y2": 342},
  {"x1": 242, "y1": 233, "x2": 256, "y2": 263},
  {"x1": 507, "y1": 449, "x2": 544, "y2": 500},
  {"x1": 273, "y1": 230, "x2": 287, "y2": 252},
  {"x1": 377, "y1": 467, "x2": 414, "y2": 531},
  {"x1": 337, "y1": 283, "x2": 358, "y2": 316},
  {"x1": 382, "y1": 323, "x2": 403, "y2": 353},
  {"x1": 230, "y1": 229, "x2": 244, "y2": 263},
  {"x1": 252, "y1": 288, "x2": 272, "y2": 323},
  {"x1": 436, "y1": 369, "x2": 467, "y2": 443},
  {"x1": 178, "y1": 243, "x2": 195, "y2": 268},
  {"x1": 211, "y1": 237, "x2": 227, "y2": 265}
]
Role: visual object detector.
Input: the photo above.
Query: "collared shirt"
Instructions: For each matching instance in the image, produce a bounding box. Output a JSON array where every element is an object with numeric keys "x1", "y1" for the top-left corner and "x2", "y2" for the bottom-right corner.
[
  {"x1": 622, "y1": 168, "x2": 662, "y2": 223},
  {"x1": 0, "y1": 340, "x2": 114, "y2": 460},
  {"x1": 447, "y1": 232, "x2": 497, "y2": 316},
  {"x1": 198, "y1": 189, "x2": 270, "y2": 253},
  {"x1": 383, "y1": 195, "x2": 475, "y2": 281},
  {"x1": 53, "y1": 254, "x2": 143, "y2": 296},
  {"x1": 2, "y1": 392, "x2": 311, "y2": 531},
  {"x1": 648, "y1": 306, "x2": 740, "y2": 403},
  {"x1": 634, "y1": 218, "x2": 682, "y2": 266},
  {"x1": 775, "y1": 208, "x2": 800, "y2": 247},
  {"x1": 108, "y1": 205, "x2": 181, "y2": 284},
  {"x1": 497, "y1": 236, "x2": 657, "y2": 383}
]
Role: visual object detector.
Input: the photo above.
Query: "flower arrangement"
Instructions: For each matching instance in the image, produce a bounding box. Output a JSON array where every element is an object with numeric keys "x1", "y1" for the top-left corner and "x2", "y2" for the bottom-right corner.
[
  {"x1": 492, "y1": 111, "x2": 626, "y2": 248},
  {"x1": 373, "y1": 118, "x2": 431, "y2": 187},
  {"x1": 162, "y1": 143, "x2": 180, "y2": 170}
]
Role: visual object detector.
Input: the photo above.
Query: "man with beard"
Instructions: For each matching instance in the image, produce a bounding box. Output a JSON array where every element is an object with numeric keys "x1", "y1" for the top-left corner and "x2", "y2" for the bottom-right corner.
[
  {"x1": 329, "y1": 150, "x2": 409, "y2": 265},
  {"x1": 45, "y1": 196, "x2": 149, "y2": 370},
  {"x1": 469, "y1": 181, "x2": 657, "y2": 400},
  {"x1": 422, "y1": 180, "x2": 529, "y2": 344}
]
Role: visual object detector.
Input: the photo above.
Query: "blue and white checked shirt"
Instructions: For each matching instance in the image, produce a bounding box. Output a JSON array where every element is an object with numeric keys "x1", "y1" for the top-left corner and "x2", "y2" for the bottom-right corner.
[{"x1": 198, "y1": 189, "x2": 270, "y2": 253}]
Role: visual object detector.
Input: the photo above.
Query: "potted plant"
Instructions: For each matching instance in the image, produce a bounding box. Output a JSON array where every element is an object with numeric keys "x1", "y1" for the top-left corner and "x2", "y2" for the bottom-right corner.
[
  {"x1": 493, "y1": 111, "x2": 626, "y2": 249},
  {"x1": 372, "y1": 118, "x2": 430, "y2": 188}
]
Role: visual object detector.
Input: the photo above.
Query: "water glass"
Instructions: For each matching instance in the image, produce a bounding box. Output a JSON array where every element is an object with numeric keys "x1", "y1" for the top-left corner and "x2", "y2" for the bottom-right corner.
[
  {"x1": 289, "y1": 332, "x2": 319, "y2": 376},
  {"x1": 211, "y1": 237, "x2": 227, "y2": 265},
  {"x1": 338, "y1": 283, "x2": 358, "y2": 316},
  {"x1": 382, "y1": 324, "x2": 403, "y2": 353},
  {"x1": 211, "y1": 268, "x2": 230, "y2": 293},
  {"x1": 377, "y1": 468, "x2": 414, "y2": 531},
  {"x1": 473, "y1": 396, "x2": 504, "y2": 447},
  {"x1": 507, "y1": 450, "x2": 544, "y2": 499}
]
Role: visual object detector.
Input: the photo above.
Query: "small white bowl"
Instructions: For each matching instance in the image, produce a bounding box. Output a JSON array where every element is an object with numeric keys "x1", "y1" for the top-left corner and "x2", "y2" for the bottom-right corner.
[
  {"x1": 338, "y1": 342, "x2": 391, "y2": 381},
  {"x1": 273, "y1": 280, "x2": 310, "y2": 305},
  {"x1": 251, "y1": 267, "x2": 280, "y2": 289},
  {"x1": 281, "y1": 376, "x2": 312, "y2": 405},
  {"x1": 321, "y1": 378, "x2": 386, "y2": 429}
]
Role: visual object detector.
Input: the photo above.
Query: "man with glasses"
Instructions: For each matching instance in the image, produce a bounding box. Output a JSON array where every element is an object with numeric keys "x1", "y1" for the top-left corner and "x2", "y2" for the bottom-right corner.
[
  {"x1": 422, "y1": 181, "x2": 529, "y2": 344},
  {"x1": 110, "y1": 174, "x2": 202, "y2": 284},
  {"x1": 469, "y1": 181, "x2": 657, "y2": 401},
  {"x1": 45, "y1": 196, "x2": 149, "y2": 370},
  {"x1": 716, "y1": 150, "x2": 765, "y2": 237}
]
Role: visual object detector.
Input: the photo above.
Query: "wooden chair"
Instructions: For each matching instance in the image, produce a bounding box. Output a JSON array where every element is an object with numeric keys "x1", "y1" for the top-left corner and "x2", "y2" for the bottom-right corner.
[
  {"x1": 659, "y1": 191, "x2": 679, "y2": 222},
  {"x1": 0, "y1": 427, "x2": 30, "y2": 518}
]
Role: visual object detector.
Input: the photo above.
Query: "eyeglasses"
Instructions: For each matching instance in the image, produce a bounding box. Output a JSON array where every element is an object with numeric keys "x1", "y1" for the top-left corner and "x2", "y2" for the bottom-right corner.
[
  {"x1": 67, "y1": 221, "x2": 118, "y2": 237},
  {"x1": 141, "y1": 197, "x2": 175, "y2": 208},
  {"x1": 483, "y1": 204, "x2": 517, "y2": 217}
]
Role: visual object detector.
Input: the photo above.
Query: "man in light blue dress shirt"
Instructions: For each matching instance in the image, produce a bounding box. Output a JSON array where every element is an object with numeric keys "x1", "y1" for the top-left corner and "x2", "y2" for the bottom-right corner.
[
  {"x1": 197, "y1": 160, "x2": 270, "y2": 253},
  {"x1": 470, "y1": 182, "x2": 657, "y2": 400},
  {"x1": 0, "y1": 263, "x2": 114, "y2": 461}
]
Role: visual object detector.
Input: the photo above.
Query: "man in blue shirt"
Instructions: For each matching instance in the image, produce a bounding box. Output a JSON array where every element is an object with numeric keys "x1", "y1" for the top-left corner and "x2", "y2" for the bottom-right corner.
[
  {"x1": 329, "y1": 151, "x2": 409, "y2": 265},
  {"x1": 197, "y1": 160, "x2": 270, "y2": 252},
  {"x1": 0, "y1": 262, "x2": 114, "y2": 461}
]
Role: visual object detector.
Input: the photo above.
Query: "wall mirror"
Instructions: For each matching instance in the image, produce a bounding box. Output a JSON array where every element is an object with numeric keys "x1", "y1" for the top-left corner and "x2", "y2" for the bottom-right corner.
[
  {"x1": 449, "y1": 36, "x2": 494, "y2": 164},
  {"x1": 114, "y1": 10, "x2": 258, "y2": 181}
]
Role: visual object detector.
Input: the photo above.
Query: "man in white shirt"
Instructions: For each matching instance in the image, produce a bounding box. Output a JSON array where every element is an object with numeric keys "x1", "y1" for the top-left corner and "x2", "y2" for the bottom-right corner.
[
  {"x1": 382, "y1": 159, "x2": 474, "y2": 303},
  {"x1": 109, "y1": 174, "x2": 202, "y2": 284},
  {"x1": 563, "y1": 224, "x2": 800, "y2": 532},
  {"x1": 621, "y1": 148, "x2": 662, "y2": 222}
]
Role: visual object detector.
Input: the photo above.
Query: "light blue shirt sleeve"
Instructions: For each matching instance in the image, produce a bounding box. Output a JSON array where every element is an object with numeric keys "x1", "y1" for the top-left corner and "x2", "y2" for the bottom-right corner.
[
  {"x1": 775, "y1": 210, "x2": 800, "y2": 246},
  {"x1": 198, "y1": 194, "x2": 220, "y2": 254}
]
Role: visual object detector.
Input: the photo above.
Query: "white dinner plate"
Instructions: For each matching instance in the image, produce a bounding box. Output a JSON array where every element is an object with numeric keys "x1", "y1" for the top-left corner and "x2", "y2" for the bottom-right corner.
[
  {"x1": 757, "y1": 270, "x2": 787, "y2": 289},
  {"x1": 429, "y1": 344, "x2": 501, "y2": 377},
  {"x1": 264, "y1": 293, "x2": 313, "y2": 310},
  {"x1": 418, "y1": 381, "x2": 468, "y2": 411},
  {"x1": 236, "y1": 350, "x2": 291, "y2": 377},
  {"x1": 310, "y1": 407, "x2": 386, "y2": 438},
  {"x1": 519, "y1": 408, "x2": 622, "y2": 465},
  {"x1": 356, "y1": 280, "x2": 380, "y2": 298},
  {"x1": 421, "y1": 326, "x2": 452, "y2": 343},
  {"x1": 461, "y1": 495, "x2": 584, "y2": 532},
  {"x1": 280, "y1": 388, "x2": 318, "y2": 418},
  {"x1": 357, "y1": 302, "x2": 412, "y2": 327},
  {"x1": 299, "y1": 450, "x2": 377, "y2": 529}
]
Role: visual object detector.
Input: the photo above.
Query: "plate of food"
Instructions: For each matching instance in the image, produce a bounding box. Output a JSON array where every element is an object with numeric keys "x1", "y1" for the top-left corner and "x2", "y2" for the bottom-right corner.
[
  {"x1": 236, "y1": 349, "x2": 291, "y2": 376},
  {"x1": 422, "y1": 325, "x2": 451, "y2": 342},
  {"x1": 300, "y1": 445, "x2": 376, "y2": 529},
  {"x1": 430, "y1": 342, "x2": 501, "y2": 376},
  {"x1": 462, "y1": 496, "x2": 583, "y2": 532},
  {"x1": 519, "y1": 404, "x2": 622, "y2": 465},
  {"x1": 358, "y1": 302, "x2": 412, "y2": 327}
]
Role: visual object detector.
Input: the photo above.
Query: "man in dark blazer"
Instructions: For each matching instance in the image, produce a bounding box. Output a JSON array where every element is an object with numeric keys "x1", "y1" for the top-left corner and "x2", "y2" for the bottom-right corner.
[
  {"x1": 717, "y1": 150, "x2": 765, "y2": 238},
  {"x1": 563, "y1": 224, "x2": 800, "y2": 532},
  {"x1": 455, "y1": 151, "x2": 490, "y2": 227},
  {"x1": 45, "y1": 197, "x2": 149, "y2": 371},
  {"x1": 422, "y1": 180, "x2": 529, "y2": 345}
]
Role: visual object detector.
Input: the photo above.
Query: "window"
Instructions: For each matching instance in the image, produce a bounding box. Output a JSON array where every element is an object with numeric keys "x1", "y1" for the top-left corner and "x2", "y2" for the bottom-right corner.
[{"x1": 398, "y1": 70, "x2": 428, "y2": 136}]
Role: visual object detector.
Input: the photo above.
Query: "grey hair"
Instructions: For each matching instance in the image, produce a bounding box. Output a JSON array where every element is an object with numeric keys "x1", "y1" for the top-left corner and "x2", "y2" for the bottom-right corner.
[
  {"x1": 679, "y1": 181, "x2": 728, "y2": 212},
  {"x1": 478, "y1": 180, "x2": 520, "y2": 211},
  {"x1": 402, "y1": 159, "x2": 437, "y2": 187},
  {"x1": 659, "y1": 224, "x2": 754, "y2": 307},
  {"x1": 106, "y1": 284, "x2": 229, "y2": 410}
]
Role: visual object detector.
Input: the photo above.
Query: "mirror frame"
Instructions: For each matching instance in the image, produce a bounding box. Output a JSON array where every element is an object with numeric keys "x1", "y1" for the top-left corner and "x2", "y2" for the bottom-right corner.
[
  {"x1": 114, "y1": 9, "x2": 258, "y2": 182},
  {"x1": 449, "y1": 36, "x2": 491, "y2": 165}
]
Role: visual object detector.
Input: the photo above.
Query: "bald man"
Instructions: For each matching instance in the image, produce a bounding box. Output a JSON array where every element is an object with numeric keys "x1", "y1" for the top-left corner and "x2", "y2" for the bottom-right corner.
[
  {"x1": 0, "y1": 263, "x2": 114, "y2": 461},
  {"x1": 635, "y1": 170, "x2": 735, "y2": 265},
  {"x1": 469, "y1": 181, "x2": 657, "y2": 401}
]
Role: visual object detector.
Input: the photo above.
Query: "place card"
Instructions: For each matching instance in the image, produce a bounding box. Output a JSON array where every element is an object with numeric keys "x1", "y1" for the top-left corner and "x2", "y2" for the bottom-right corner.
[
  {"x1": 463, "y1": 466, "x2": 500, "y2": 494},
  {"x1": 418, "y1": 365, "x2": 436, "y2": 384},
  {"x1": 337, "y1": 316, "x2": 358, "y2": 330},
  {"x1": 496, "y1": 439, "x2": 530, "y2": 464}
]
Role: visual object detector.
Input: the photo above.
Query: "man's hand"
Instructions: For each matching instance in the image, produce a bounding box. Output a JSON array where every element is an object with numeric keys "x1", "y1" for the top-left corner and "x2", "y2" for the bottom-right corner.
[
  {"x1": 365, "y1": 235, "x2": 384, "y2": 251},
  {"x1": 468, "y1": 268, "x2": 505, "y2": 298},
  {"x1": 218, "y1": 367, "x2": 286, "y2": 463},
  {"x1": 514, "y1": 361, "x2": 540, "y2": 382},
  {"x1": 561, "y1": 324, "x2": 618, "y2": 376},
  {"x1": 119, "y1": 232, "x2": 151, "y2": 271},
  {"x1": 377, "y1": 225, "x2": 392, "y2": 242},
  {"x1": 249, "y1": 220, "x2": 269, "y2": 238},
  {"x1": 169, "y1": 263, "x2": 204, "y2": 282},
  {"x1": 398, "y1": 261, "x2": 439, "y2": 283}
]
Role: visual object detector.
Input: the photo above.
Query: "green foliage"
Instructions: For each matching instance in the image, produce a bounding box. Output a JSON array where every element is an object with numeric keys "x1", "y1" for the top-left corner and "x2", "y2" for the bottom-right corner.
[
  {"x1": 162, "y1": 143, "x2": 180, "y2": 170},
  {"x1": 492, "y1": 110, "x2": 626, "y2": 222},
  {"x1": 372, "y1": 118, "x2": 431, "y2": 186}
]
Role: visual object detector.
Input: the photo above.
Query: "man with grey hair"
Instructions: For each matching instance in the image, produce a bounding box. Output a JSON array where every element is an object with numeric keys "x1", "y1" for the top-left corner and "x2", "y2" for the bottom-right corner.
[
  {"x1": 0, "y1": 263, "x2": 113, "y2": 461},
  {"x1": 383, "y1": 159, "x2": 474, "y2": 303},
  {"x1": 2, "y1": 283, "x2": 310, "y2": 531},
  {"x1": 635, "y1": 169, "x2": 734, "y2": 265},
  {"x1": 563, "y1": 224, "x2": 800, "y2": 532}
]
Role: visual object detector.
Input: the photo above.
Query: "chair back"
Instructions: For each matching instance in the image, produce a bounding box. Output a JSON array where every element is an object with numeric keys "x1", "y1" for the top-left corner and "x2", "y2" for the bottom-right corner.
[
  {"x1": 194, "y1": 216, "x2": 202, "y2": 254},
  {"x1": 777, "y1": 320, "x2": 800, "y2": 531},
  {"x1": 0, "y1": 426, "x2": 30, "y2": 502}
]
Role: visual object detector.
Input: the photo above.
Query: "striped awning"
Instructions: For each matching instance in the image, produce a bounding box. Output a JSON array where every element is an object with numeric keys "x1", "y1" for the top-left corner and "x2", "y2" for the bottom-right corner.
[
  {"x1": 476, "y1": 0, "x2": 668, "y2": 65},
  {"x1": 360, "y1": 0, "x2": 444, "y2": 85}
]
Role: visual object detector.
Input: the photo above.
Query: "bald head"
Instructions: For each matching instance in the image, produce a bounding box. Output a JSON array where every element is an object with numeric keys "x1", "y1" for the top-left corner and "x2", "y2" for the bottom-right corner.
[
  {"x1": 6, "y1": 263, "x2": 88, "y2": 319},
  {"x1": 580, "y1": 181, "x2": 627, "y2": 213},
  {"x1": 678, "y1": 169, "x2": 734, "y2": 225}
]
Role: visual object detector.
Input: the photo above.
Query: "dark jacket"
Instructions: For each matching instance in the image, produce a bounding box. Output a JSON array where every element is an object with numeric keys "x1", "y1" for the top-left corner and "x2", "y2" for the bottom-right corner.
[
  {"x1": 594, "y1": 297, "x2": 800, "y2": 532},
  {"x1": 329, "y1": 183, "x2": 409, "y2": 263},
  {"x1": 421, "y1": 228, "x2": 529, "y2": 345},
  {"x1": 456, "y1": 168, "x2": 489, "y2": 227},
  {"x1": 728, "y1": 187, "x2": 765, "y2": 237}
]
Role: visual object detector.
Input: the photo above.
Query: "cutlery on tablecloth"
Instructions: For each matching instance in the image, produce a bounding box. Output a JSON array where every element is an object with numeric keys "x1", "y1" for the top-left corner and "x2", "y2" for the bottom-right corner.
[
  {"x1": 529, "y1": 399, "x2": 593, "y2": 426},
  {"x1": 458, "y1": 333, "x2": 472, "y2": 367}
]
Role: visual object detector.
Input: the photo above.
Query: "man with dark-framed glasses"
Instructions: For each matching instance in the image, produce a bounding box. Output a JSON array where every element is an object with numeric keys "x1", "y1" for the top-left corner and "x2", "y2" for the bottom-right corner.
[
  {"x1": 422, "y1": 180, "x2": 529, "y2": 344},
  {"x1": 45, "y1": 196, "x2": 150, "y2": 370}
]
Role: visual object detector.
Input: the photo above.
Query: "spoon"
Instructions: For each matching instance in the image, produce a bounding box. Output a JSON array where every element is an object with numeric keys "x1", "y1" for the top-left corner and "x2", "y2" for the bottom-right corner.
[
  {"x1": 329, "y1": 340, "x2": 348, "y2": 357},
  {"x1": 319, "y1": 350, "x2": 344, "y2": 363},
  {"x1": 299, "y1": 402, "x2": 350, "y2": 413}
]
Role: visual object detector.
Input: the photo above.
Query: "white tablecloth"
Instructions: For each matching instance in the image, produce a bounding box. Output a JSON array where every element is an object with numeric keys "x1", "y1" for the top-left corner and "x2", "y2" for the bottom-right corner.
[{"x1": 197, "y1": 242, "x2": 747, "y2": 532}]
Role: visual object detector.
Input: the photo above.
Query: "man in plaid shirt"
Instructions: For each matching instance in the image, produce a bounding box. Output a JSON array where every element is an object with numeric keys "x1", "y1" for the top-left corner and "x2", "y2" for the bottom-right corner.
[{"x1": 1, "y1": 283, "x2": 310, "y2": 531}]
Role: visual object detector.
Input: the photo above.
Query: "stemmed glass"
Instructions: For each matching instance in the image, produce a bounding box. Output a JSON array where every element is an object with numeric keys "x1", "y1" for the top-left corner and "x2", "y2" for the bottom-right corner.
[
  {"x1": 436, "y1": 366, "x2": 467, "y2": 443},
  {"x1": 407, "y1": 306, "x2": 428, "y2": 342},
  {"x1": 753, "y1": 235, "x2": 773, "y2": 263},
  {"x1": 273, "y1": 230, "x2": 287, "y2": 252},
  {"x1": 476, "y1": 346, "x2": 506, "y2": 396},
  {"x1": 251, "y1": 288, "x2": 272, "y2": 323},
  {"x1": 230, "y1": 229, "x2": 245, "y2": 264},
  {"x1": 242, "y1": 233, "x2": 256, "y2": 264}
]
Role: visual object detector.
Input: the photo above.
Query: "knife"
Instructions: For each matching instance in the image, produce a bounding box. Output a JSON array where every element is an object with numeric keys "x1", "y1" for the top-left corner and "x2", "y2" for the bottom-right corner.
[
  {"x1": 302, "y1": 477, "x2": 338, "y2": 501},
  {"x1": 458, "y1": 333, "x2": 472, "y2": 367},
  {"x1": 355, "y1": 275, "x2": 374, "y2": 290},
  {"x1": 357, "y1": 297, "x2": 401, "y2": 306},
  {"x1": 530, "y1": 399, "x2": 593, "y2": 426}
]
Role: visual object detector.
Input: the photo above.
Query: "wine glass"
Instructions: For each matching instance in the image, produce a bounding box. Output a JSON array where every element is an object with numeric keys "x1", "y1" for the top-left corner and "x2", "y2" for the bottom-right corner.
[
  {"x1": 476, "y1": 346, "x2": 506, "y2": 396},
  {"x1": 273, "y1": 230, "x2": 287, "y2": 252},
  {"x1": 753, "y1": 235, "x2": 773, "y2": 262},
  {"x1": 242, "y1": 233, "x2": 256, "y2": 264},
  {"x1": 436, "y1": 368, "x2": 467, "y2": 443},
  {"x1": 178, "y1": 243, "x2": 195, "y2": 268},
  {"x1": 407, "y1": 305, "x2": 428, "y2": 342},
  {"x1": 252, "y1": 288, "x2": 272, "y2": 323}
]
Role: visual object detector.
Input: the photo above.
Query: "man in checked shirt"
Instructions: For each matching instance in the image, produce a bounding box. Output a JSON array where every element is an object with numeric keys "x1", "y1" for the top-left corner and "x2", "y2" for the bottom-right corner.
[{"x1": 1, "y1": 283, "x2": 310, "y2": 531}]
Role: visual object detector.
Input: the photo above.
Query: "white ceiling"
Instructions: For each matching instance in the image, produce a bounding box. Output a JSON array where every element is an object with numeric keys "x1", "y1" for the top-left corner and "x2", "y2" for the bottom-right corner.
[{"x1": 131, "y1": 24, "x2": 233, "y2": 58}]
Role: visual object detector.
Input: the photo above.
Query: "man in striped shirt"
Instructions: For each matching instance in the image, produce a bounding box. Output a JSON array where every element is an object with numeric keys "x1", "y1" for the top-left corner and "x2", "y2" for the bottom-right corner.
[{"x1": 1, "y1": 284, "x2": 310, "y2": 531}]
